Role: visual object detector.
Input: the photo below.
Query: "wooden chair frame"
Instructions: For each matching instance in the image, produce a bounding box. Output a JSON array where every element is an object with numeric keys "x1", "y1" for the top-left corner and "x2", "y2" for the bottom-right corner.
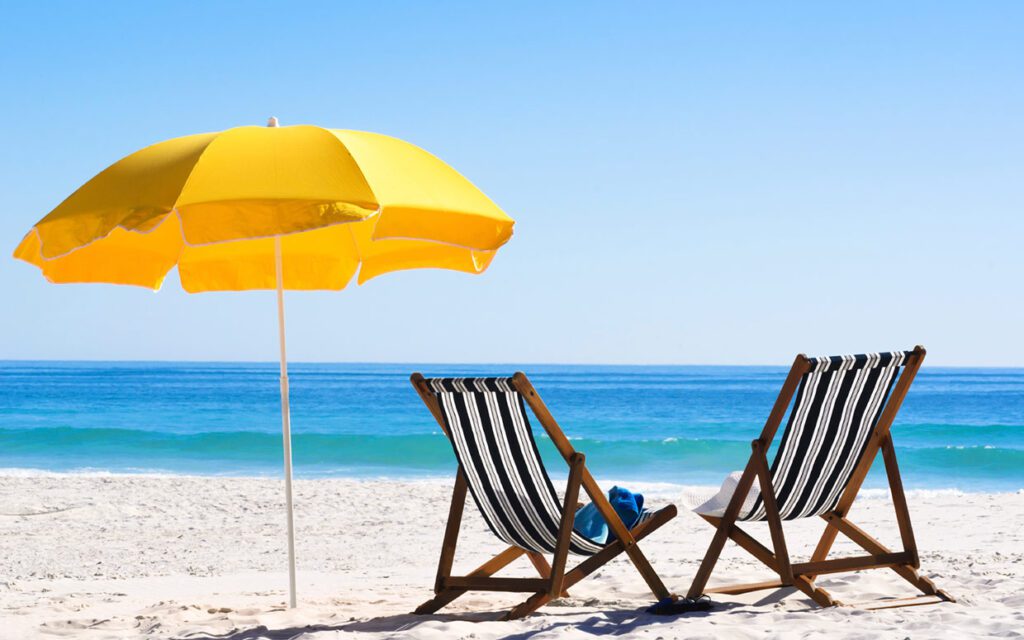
[
  {"x1": 686, "y1": 346, "x2": 954, "y2": 609},
  {"x1": 411, "y1": 372, "x2": 677, "y2": 620}
]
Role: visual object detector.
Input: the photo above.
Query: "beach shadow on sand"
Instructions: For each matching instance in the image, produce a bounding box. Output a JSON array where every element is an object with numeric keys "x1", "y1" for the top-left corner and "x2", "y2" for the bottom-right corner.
[{"x1": 177, "y1": 605, "x2": 734, "y2": 640}]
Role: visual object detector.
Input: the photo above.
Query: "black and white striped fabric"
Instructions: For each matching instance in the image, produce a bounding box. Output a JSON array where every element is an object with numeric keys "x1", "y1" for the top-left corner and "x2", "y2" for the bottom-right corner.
[
  {"x1": 741, "y1": 351, "x2": 911, "y2": 522},
  {"x1": 425, "y1": 377, "x2": 607, "y2": 555}
]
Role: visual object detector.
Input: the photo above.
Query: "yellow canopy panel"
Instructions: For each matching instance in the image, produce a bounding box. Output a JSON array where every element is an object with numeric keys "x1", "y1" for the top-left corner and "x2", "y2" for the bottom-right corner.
[{"x1": 14, "y1": 125, "x2": 513, "y2": 291}]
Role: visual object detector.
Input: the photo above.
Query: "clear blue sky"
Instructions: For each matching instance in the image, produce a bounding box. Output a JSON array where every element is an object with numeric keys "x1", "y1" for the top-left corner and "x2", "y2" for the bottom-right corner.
[{"x1": 1, "y1": 2, "x2": 1021, "y2": 366}]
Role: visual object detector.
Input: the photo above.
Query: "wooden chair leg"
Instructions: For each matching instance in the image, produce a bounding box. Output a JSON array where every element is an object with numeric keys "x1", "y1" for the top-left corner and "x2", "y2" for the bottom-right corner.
[
  {"x1": 807, "y1": 517, "x2": 841, "y2": 580},
  {"x1": 694, "y1": 515, "x2": 841, "y2": 607},
  {"x1": 686, "y1": 519, "x2": 733, "y2": 599},
  {"x1": 880, "y1": 433, "x2": 919, "y2": 567},
  {"x1": 621, "y1": 539, "x2": 671, "y2": 600},
  {"x1": 527, "y1": 553, "x2": 569, "y2": 597},
  {"x1": 432, "y1": 472, "x2": 468, "y2": 593},
  {"x1": 805, "y1": 438, "x2": 950, "y2": 602},
  {"x1": 549, "y1": 453, "x2": 585, "y2": 598},
  {"x1": 414, "y1": 546, "x2": 525, "y2": 614},
  {"x1": 687, "y1": 455, "x2": 762, "y2": 599},
  {"x1": 791, "y1": 575, "x2": 839, "y2": 607},
  {"x1": 752, "y1": 441, "x2": 793, "y2": 584},
  {"x1": 687, "y1": 357, "x2": 807, "y2": 599},
  {"x1": 706, "y1": 579, "x2": 784, "y2": 595},
  {"x1": 515, "y1": 373, "x2": 676, "y2": 602},
  {"x1": 705, "y1": 515, "x2": 779, "y2": 570},
  {"x1": 575, "y1": 466, "x2": 671, "y2": 601},
  {"x1": 808, "y1": 435, "x2": 914, "y2": 578},
  {"x1": 504, "y1": 505, "x2": 676, "y2": 620},
  {"x1": 827, "y1": 514, "x2": 954, "y2": 602}
]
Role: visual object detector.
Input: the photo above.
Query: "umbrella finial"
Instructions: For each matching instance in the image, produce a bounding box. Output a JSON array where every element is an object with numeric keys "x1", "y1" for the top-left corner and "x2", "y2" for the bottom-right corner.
[{"x1": 267, "y1": 116, "x2": 280, "y2": 127}]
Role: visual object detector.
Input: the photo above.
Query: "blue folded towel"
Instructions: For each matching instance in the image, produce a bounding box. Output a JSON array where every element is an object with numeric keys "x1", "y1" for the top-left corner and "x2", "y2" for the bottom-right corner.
[
  {"x1": 574, "y1": 485, "x2": 645, "y2": 545},
  {"x1": 609, "y1": 485, "x2": 645, "y2": 528},
  {"x1": 573, "y1": 502, "x2": 609, "y2": 544}
]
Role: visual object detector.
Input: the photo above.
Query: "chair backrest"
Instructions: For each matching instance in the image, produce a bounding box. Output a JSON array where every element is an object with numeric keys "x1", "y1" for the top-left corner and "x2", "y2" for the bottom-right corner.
[
  {"x1": 742, "y1": 351, "x2": 915, "y2": 521},
  {"x1": 421, "y1": 377, "x2": 604, "y2": 555}
]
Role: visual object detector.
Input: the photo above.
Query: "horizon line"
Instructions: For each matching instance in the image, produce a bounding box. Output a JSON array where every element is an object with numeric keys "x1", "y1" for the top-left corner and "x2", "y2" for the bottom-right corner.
[{"x1": 1, "y1": 357, "x2": 1021, "y2": 370}]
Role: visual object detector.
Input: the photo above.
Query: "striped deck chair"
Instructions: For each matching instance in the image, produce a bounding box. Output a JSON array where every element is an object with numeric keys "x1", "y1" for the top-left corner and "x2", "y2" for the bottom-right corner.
[
  {"x1": 411, "y1": 372, "x2": 677, "y2": 620},
  {"x1": 686, "y1": 346, "x2": 954, "y2": 609}
]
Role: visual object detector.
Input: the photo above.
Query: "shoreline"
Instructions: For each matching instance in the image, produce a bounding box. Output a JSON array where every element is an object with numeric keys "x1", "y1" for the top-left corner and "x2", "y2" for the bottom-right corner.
[{"x1": 0, "y1": 467, "x2": 1019, "y2": 496}]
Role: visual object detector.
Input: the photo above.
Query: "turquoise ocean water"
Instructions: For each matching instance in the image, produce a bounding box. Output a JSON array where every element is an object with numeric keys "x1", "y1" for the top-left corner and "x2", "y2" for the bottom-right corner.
[{"x1": 1, "y1": 361, "x2": 1021, "y2": 491}]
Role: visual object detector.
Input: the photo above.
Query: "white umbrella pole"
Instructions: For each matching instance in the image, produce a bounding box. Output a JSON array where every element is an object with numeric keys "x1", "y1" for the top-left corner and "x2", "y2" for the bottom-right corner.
[{"x1": 274, "y1": 235, "x2": 298, "y2": 609}]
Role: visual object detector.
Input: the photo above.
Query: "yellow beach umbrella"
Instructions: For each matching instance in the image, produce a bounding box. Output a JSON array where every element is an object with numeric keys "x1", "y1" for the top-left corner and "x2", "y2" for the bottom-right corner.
[{"x1": 13, "y1": 118, "x2": 514, "y2": 607}]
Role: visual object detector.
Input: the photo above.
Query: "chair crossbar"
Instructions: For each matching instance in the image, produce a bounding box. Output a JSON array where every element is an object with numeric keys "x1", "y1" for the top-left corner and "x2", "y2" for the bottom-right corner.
[{"x1": 442, "y1": 577, "x2": 549, "y2": 592}]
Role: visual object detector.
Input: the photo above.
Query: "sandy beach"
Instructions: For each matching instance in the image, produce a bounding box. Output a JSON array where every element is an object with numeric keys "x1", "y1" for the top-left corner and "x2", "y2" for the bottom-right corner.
[{"x1": 1, "y1": 473, "x2": 1022, "y2": 639}]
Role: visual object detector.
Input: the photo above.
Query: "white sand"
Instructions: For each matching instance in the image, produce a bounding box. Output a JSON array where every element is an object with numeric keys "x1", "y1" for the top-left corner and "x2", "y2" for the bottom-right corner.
[{"x1": 1, "y1": 473, "x2": 1022, "y2": 639}]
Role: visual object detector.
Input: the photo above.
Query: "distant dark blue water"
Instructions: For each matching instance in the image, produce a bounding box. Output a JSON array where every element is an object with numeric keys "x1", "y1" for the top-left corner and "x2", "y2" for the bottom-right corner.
[{"x1": 1, "y1": 361, "x2": 1022, "y2": 491}]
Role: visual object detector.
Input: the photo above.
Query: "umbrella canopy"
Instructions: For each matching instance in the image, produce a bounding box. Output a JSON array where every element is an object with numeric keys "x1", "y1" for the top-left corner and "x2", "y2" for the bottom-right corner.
[
  {"x1": 14, "y1": 124, "x2": 514, "y2": 290},
  {"x1": 13, "y1": 120, "x2": 514, "y2": 608}
]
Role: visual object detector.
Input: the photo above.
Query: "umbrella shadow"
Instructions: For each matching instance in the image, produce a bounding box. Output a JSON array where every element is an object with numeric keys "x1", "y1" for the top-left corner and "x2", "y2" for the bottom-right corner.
[
  {"x1": 491, "y1": 607, "x2": 721, "y2": 640},
  {"x1": 175, "y1": 605, "x2": 731, "y2": 640},
  {"x1": 174, "y1": 623, "x2": 351, "y2": 639},
  {"x1": 170, "y1": 611, "x2": 490, "y2": 640}
]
